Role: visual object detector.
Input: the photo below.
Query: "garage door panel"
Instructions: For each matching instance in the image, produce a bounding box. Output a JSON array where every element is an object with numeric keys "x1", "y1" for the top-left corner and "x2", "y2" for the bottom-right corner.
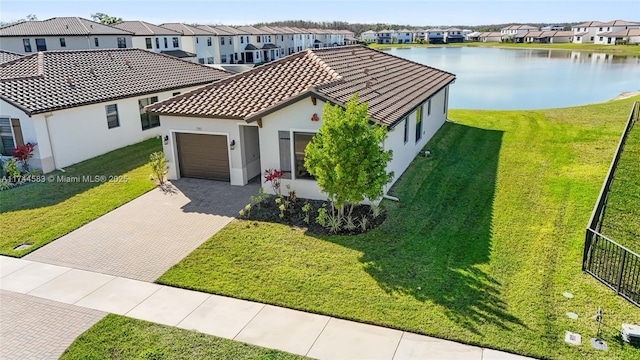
[{"x1": 176, "y1": 133, "x2": 230, "y2": 181}]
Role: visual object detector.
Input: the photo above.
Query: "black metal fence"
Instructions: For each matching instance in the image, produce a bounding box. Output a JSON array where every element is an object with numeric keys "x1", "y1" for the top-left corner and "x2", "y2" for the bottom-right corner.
[{"x1": 583, "y1": 101, "x2": 640, "y2": 307}]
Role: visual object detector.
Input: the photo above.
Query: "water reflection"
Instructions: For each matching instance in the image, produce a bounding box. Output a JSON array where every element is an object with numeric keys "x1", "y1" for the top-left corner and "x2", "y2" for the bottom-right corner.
[{"x1": 384, "y1": 47, "x2": 640, "y2": 110}]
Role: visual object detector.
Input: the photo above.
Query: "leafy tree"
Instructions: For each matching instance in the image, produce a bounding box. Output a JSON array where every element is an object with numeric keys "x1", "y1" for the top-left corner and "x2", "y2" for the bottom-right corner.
[
  {"x1": 90, "y1": 13, "x2": 122, "y2": 25},
  {"x1": 304, "y1": 94, "x2": 393, "y2": 218},
  {"x1": 25, "y1": 14, "x2": 37, "y2": 21}
]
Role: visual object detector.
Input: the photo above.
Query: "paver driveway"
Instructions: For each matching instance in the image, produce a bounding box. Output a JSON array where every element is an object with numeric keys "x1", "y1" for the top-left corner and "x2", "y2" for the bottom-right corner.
[{"x1": 25, "y1": 178, "x2": 259, "y2": 281}]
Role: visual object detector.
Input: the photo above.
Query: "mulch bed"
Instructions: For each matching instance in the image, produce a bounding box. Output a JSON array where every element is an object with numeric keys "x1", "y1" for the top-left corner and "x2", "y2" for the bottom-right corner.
[{"x1": 242, "y1": 195, "x2": 386, "y2": 236}]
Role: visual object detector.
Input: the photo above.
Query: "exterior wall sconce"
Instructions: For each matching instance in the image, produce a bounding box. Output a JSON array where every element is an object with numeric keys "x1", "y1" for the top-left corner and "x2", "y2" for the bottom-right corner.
[
  {"x1": 230, "y1": 139, "x2": 236, "y2": 150},
  {"x1": 311, "y1": 113, "x2": 319, "y2": 122},
  {"x1": 163, "y1": 135, "x2": 169, "y2": 145}
]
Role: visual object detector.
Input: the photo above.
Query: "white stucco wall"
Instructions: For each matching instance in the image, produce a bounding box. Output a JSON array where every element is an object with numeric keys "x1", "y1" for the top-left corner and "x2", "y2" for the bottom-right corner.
[
  {"x1": 159, "y1": 116, "x2": 247, "y2": 185},
  {"x1": 132, "y1": 35, "x2": 181, "y2": 53},
  {"x1": 0, "y1": 35, "x2": 132, "y2": 54}
]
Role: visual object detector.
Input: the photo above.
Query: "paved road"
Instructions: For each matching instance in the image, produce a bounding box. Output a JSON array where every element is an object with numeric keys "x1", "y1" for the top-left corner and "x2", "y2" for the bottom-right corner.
[{"x1": 25, "y1": 179, "x2": 259, "y2": 281}]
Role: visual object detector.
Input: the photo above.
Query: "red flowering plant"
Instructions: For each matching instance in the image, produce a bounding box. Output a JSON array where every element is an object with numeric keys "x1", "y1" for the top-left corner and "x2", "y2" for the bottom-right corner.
[
  {"x1": 264, "y1": 168, "x2": 284, "y2": 195},
  {"x1": 12, "y1": 142, "x2": 36, "y2": 172}
]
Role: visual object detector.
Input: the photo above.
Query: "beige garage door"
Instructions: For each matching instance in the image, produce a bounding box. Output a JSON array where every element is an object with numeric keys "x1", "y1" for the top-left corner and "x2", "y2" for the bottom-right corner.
[{"x1": 176, "y1": 133, "x2": 230, "y2": 181}]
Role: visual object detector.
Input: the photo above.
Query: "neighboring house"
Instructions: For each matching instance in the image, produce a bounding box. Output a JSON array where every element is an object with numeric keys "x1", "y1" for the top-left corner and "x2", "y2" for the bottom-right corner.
[
  {"x1": 0, "y1": 50, "x2": 24, "y2": 64},
  {"x1": 594, "y1": 20, "x2": 640, "y2": 44},
  {"x1": 541, "y1": 25, "x2": 564, "y2": 31},
  {"x1": 599, "y1": 28, "x2": 640, "y2": 44},
  {"x1": 444, "y1": 28, "x2": 465, "y2": 43},
  {"x1": 196, "y1": 25, "x2": 238, "y2": 64},
  {"x1": 146, "y1": 45, "x2": 455, "y2": 201},
  {"x1": 0, "y1": 49, "x2": 229, "y2": 172},
  {"x1": 360, "y1": 30, "x2": 377, "y2": 42},
  {"x1": 516, "y1": 30, "x2": 574, "y2": 43},
  {"x1": 477, "y1": 32, "x2": 503, "y2": 42},
  {"x1": 237, "y1": 25, "x2": 282, "y2": 63},
  {"x1": 413, "y1": 29, "x2": 427, "y2": 42},
  {"x1": 500, "y1": 24, "x2": 538, "y2": 41},
  {"x1": 426, "y1": 28, "x2": 445, "y2": 44},
  {"x1": 376, "y1": 29, "x2": 395, "y2": 44},
  {"x1": 0, "y1": 17, "x2": 133, "y2": 54},
  {"x1": 573, "y1": 20, "x2": 640, "y2": 44},
  {"x1": 159, "y1": 23, "x2": 217, "y2": 64},
  {"x1": 396, "y1": 29, "x2": 414, "y2": 44},
  {"x1": 465, "y1": 32, "x2": 481, "y2": 42},
  {"x1": 110, "y1": 21, "x2": 192, "y2": 60}
]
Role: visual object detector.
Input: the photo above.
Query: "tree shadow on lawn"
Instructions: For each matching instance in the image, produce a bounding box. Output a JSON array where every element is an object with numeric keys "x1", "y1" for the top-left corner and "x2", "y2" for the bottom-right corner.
[{"x1": 325, "y1": 122, "x2": 527, "y2": 335}]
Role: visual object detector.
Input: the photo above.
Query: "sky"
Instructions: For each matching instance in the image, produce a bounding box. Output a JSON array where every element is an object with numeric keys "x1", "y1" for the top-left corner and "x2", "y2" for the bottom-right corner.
[{"x1": 1, "y1": 0, "x2": 638, "y2": 27}]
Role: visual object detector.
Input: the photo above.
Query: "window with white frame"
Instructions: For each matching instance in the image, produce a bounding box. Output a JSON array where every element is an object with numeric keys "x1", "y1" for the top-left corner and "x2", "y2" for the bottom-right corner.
[
  {"x1": 117, "y1": 37, "x2": 127, "y2": 48},
  {"x1": 145, "y1": 38, "x2": 152, "y2": 49},
  {"x1": 35, "y1": 38, "x2": 47, "y2": 51},
  {"x1": 172, "y1": 37, "x2": 179, "y2": 47},
  {"x1": 23, "y1": 39, "x2": 32, "y2": 52},
  {"x1": 207, "y1": 37, "x2": 212, "y2": 46},
  {"x1": 105, "y1": 104, "x2": 120, "y2": 129},
  {"x1": 94, "y1": 37, "x2": 99, "y2": 47},
  {"x1": 155, "y1": 38, "x2": 160, "y2": 48},
  {"x1": 59, "y1": 38, "x2": 66, "y2": 47},
  {"x1": 164, "y1": 37, "x2": 168, "y2": 48}
]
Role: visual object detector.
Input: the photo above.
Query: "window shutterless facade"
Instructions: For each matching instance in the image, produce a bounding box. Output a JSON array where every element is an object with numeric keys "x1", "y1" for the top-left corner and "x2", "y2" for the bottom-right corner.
[
  {"x1": 443, "y1": 88, "x2": 448, "y2": 114},
  {"x1": 207, "y1": 37, "x2": 212, "y2": 46},
  {"x1": 139, "y1": 97, "x2": 160, "y2": 130},
  {"x1": 94, "y1": 37, "x2": 99, "y2": 47},
  {"x1": 221, "y1": 37, "x2": 225, "y2": 45},
  {"x1": 155, "y1": 38, "x2": 160, "y2": 48},
  {"x1": 105, "y1": 104, "x2": 120, "y2": 129},
  {"x1": 172, "y1": 37, "x2": 179, "y2": 47},
  {"x1": 23, "y1": 39, "x2": 32, "y2": 52},
  {"x1": 403, "y1": 117, "x2": 409, "y2": 144},
  {"x1": 35, "y1": 38, "x2": 47, "y2": 51},
  {"x1": 164, "y1": 38, "x2": 168, "y2": 48},
  {"x1": 117, "y1": 37, "x2": 127, "y2": 48},
  {"x1": 427, "y1": 99, "x2": 431, "y2": 116},
  {"x1": 145, "y1": 38, "x2": 152, "y2": 49},
  {"x1": 59, "y1": 38, "x2": 66, "y2": 47},
  {"x1": 278, "y1": 131, "x2": 292, "y2": 179}
]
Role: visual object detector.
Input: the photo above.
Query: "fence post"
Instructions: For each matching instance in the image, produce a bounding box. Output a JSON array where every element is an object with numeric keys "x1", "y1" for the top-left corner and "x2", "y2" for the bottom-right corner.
[{"x1": 616, "y1": 250, "x2": 627, "y2": 294}]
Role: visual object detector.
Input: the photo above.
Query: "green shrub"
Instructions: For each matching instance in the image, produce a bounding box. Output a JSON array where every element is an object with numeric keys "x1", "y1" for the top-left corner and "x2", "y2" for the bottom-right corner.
[
  {"x1": 149, "y1": 152, "x2": 167, "y2": 186},
  {"x1": 3, "y1": 158, "x2": 20, "y2": 179}
]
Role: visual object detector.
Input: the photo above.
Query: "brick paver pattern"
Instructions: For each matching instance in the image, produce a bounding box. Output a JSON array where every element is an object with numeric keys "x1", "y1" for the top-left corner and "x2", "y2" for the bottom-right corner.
[
  {"x1": 25, "y1": 178, "x2": 259, "y2": 281},
  {"x1": 0, "y1": 290, "x2": 106, "y2": 360}
]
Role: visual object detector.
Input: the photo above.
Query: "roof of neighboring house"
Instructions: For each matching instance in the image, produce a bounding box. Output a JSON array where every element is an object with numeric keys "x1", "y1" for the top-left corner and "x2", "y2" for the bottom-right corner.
[
  {"x1": 445, "y1": 27, "x2": 463, "y2": 32},
  {"x1": 236, "y1": 26, "x2": 270, "y2": 35},
  {"x1": 161, "y1": 49, "x2": 197, "y2": 58},
  {"x1": 397, "y1": 29, "x2": 413, "y2": 33},
  {"x1": 599, "y1": 20, "x2": 640, "y2": 27},
  {"x1": 573, "y1": 21, "x2": 604, "y2": 28},
  {"x1": 478, "y1": 32, "x2": 503, "y2": 38},
  {"x1": 361, "y1": 30, "x2": 377, "y2": 34},
  {"x1": 147, "y1": 45, "x2": 455, "y2": 128},
  {"x1": 111, "y1": 21, "x2": 181, "y2": 36},
  {"x1": 426, "y1": 28, "x2": 445, "y2": 33},
  {"x1": 196, "y1": 25, "x2": 234, "y2": 36},
  {"x1": 517, "y1": 30, "x2": 574, "y2": 38},
  {"x1": 262, "y1": 43, "x2": 279, "y2": 49},
  {"x1": 159, "y1": 23, "x2": 213, "y2": 36},
  {"x1": 244, "y1": 44, "x2": 259, "y2": 51},
  {"x1": 466, "y1": 32, "x2": 481, "y2": 37},
  {"x1": 0, "y1": 17, "x2": 133, "y2": 36},
  {"x1": 0, "y1": 50, "x2": 24, "y2": 64},
  {"x1": 601, "y1": 28, "x2": 640, "y2": 36},
  {"x1": 0, "y1": 48, "x2": 230, "y2": 116},
  {"x1": 501, "y1": 24, "x2": 538, "y2": 30}
]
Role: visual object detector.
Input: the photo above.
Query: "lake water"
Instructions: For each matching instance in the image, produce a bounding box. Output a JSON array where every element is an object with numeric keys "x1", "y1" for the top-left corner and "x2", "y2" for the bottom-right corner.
[{"x1": 383, "y1": 47, "x2": 640, "y2": 110}]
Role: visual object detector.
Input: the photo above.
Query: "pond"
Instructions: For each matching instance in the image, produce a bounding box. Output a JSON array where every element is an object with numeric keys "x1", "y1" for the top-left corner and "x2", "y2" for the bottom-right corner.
[{"x1": 383, "y1": 47, "x2": 640, "y2": 110}]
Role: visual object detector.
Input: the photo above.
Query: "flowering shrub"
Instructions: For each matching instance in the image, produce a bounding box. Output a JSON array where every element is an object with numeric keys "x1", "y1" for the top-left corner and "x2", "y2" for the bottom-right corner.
[
  {"x1": 12, "y1": 142, "x2": 36, "y2": 172},
  {"x1": 264, "y1": 168, "x2": 284, "y2": 195}
]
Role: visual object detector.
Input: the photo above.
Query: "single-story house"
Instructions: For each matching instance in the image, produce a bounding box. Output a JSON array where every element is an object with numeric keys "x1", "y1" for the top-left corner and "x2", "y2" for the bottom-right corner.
[
  {"x1": 146, "y1": 45, "x2": 456, "y2": 200},
  {"x1": 0, "y1": 48, "x2": 229, "y2": 172},
  {"x1": 596, "y1": 28, "x2": 640, "y2": 45},
  {"x1": 478, "y1": 32, "x2": 503, "y2": 42}
]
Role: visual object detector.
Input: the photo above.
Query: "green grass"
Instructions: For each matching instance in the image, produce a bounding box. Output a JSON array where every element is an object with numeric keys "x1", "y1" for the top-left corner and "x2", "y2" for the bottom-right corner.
[
  {"x1": 600, "y1": 112, "x2": 640, "y2": 252},
  {"x1": 0, "y1": 138, "x2": 161, "y2": 256},
  {"x1": 60, "y1": 314, "x2": 304, "y2": 360},
  {"x1": 159, "y1": 97, "x2": 640, "y2": 360},
  {"x1": 368, "y1": 42, "x2": 640, "y2": 56}
]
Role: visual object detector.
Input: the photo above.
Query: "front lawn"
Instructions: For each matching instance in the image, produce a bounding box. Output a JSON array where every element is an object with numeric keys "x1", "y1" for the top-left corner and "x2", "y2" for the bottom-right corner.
[
  {"x1": 60, "y1": 314, "x2": 303, "y2": 360},
  {"x1": 600, "y1": 110, "x2": 640, "y2": 252},
  {"x1": 0, "y1": 138, "x2": 161, "y2": 256},
  {"x1": 158, "y1": 97, "x2": 640, "y2": 359}
]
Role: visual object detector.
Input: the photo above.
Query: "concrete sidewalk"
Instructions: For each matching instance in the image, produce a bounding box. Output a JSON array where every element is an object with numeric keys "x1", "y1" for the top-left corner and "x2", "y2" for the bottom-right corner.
[{"x1": 0, "y1": 256, "x2": 535, "y2": 360}]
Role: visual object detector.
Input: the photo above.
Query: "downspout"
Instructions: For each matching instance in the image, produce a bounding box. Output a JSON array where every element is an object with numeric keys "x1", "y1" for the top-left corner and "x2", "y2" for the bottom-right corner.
[{"x1": 43, "y1": 112, "x2": 63, "y2": 171}]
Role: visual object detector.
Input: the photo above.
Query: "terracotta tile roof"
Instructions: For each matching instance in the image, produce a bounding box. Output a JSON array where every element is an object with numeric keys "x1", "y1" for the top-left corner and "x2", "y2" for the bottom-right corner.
[
  {"x1": 0, "y1": 50, "x2": 24, "y2": 64},
  {"x1": 0, "y1": 17, "x2": 133, "y2": 36},
  {"x1": 0, "y1": 49, "x2": 230, "y2": 115},
  {"x1": 148, "y1": 45, "x2": 455, "y2": 128},
  {"x1": 599, "y1": 20, "x2": 640, "y2": 27},
  {"x1": 196, "y1": 25, "x2": 234, "y2": 36},
  {"x1": 478, "y1": 32, "x2": 503, "y2": 38},
  {"x1": 111, "y1": 21, "x2": 181, "y2": 36},
  {"x1": 602, "y1": 28, "x2": 640, "y2": 36},
  {"x1": 159, "y1": 23, "x2": 213, "y2": 36}
]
